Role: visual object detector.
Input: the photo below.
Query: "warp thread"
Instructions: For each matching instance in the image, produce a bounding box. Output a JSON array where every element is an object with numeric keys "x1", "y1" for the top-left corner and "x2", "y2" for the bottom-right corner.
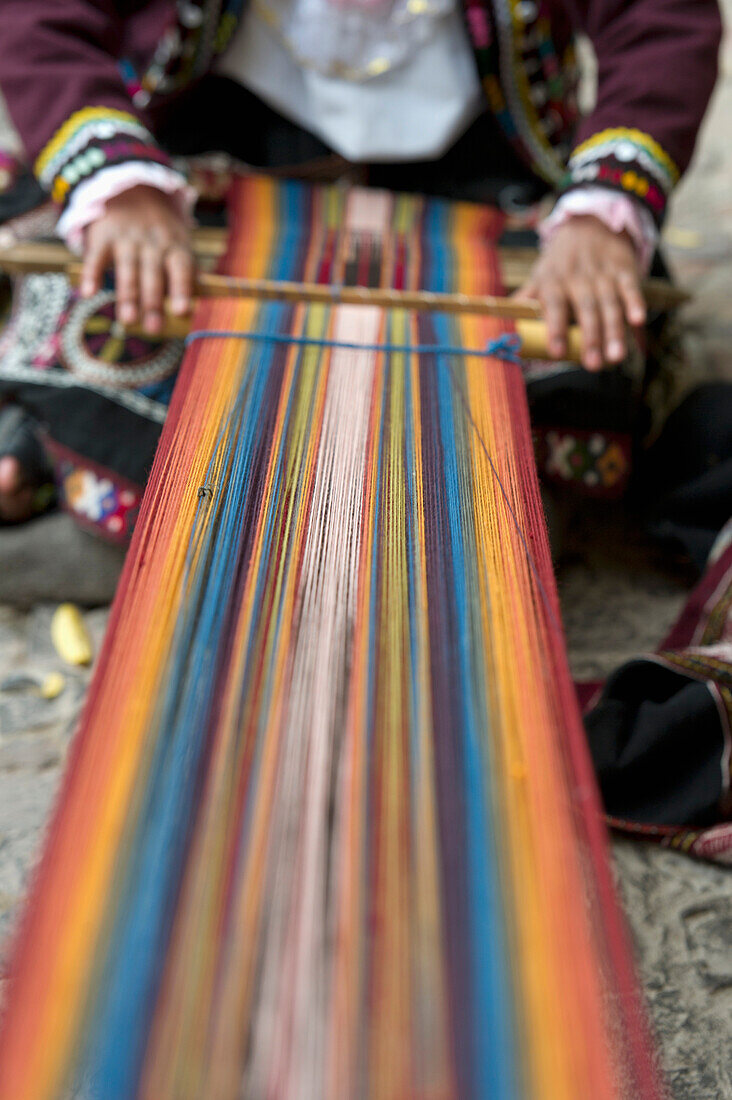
[{"x1": 184, "y1": 325, "x2": 560, "y2": 637}]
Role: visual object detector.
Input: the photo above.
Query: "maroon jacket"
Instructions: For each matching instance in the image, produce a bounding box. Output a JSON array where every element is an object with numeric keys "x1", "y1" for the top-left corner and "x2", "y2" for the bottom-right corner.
[{"x1": 0, "y1": 0, "x2": 722, "y2": 224}]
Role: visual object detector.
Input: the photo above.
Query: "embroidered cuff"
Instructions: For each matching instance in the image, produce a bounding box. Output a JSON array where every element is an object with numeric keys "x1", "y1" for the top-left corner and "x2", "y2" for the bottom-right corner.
[
  {"x1": 561, "y1": 128, "x2": 680, "y2": 225},
  {"x1": 57, "y1": 163, "x2": 197, "y2": 252},
  {"x1": 34, "y1": 107, "x2": 174, "y2": 209},
  {"x1": 540, "y1": 187, "x2": 658, "y2": 275}
]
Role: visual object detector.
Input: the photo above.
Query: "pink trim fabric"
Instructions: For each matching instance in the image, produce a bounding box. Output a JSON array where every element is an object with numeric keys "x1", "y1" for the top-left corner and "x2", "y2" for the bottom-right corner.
[
  {"x1": 57, "y1": 162, "x2": 196, "y2": 252},
  {"x1": 541, "y1": 187, "x2": 658, "y2": 274}
]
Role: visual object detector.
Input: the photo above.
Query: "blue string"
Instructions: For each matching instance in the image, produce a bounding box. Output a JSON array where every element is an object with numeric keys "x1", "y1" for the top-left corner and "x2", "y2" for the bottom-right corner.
[{"x1": 184, "y1": 328, "x2": 525, "y2": 365}]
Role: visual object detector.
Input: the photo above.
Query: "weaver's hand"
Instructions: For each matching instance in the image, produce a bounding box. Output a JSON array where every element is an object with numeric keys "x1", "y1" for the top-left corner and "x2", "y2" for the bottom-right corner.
[
  {"x1": 517, "y1": 215, "x2": 646, "y2": 371},
  {"x1": 80, "y1": 185, "x2": 194, "y2": 336}
]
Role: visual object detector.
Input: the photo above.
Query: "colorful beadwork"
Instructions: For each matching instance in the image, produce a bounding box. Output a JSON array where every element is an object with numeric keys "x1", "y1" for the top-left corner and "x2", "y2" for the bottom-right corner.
[
  {"x1": 471, "y1": 0, "x2": 579, "y2": 186},
  {"x1": 566, "y1": 127, "x2": 680, "y2": 221},
  {"x1": 35, "y1": 106, "x2": 172, "y2": 208}
]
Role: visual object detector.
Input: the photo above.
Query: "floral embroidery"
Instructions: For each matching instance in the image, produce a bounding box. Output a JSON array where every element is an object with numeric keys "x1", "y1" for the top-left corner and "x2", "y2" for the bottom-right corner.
[
  {"x1": 64, "y1": 468, "x2": 119, "y2": 522},
  {"x1": 49, "y1": 450, "x2": 143, "y2": 543},
  {"x1": 539, "y1": 428, "x2": 630, "y2": 496}
]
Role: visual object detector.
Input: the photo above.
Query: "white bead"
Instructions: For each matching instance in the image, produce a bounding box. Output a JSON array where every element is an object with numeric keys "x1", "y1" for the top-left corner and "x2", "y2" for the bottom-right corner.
[
  {"x1": 178, "y1": 1, "x2": 203, "y2": 28},
  {"x1": 517, "y1": 1, "x2": 538, "y2": 21},
  {"x1": 615, "y1": 141, "x2": 637, "y2": 163}
]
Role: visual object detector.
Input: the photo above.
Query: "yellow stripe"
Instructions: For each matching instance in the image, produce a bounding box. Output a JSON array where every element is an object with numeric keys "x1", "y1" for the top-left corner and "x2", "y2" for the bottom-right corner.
[
  {"x1": 570, "y1": 127, "x2": 680, "y2": 186},
  {"x1": 35, "y1": 106, "x2": 147, "y2": 180}
]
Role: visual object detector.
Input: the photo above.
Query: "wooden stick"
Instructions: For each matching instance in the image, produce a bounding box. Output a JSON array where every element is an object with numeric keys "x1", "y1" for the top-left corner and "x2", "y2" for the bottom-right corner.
[
  {"x1": 168, "y1": 270, "x2": 549, "y2": 321},
  {"x1": 184, "y1": 232, "x2": 690, "y2": 310},
  {"x1": 90, "y1": 303, "x2": 584, "y2": 362},
  {"x1": 515, "y1": 319, "x2": 583, "y2": 362},
  {"x1": 2, "y1": 246, "x2": 543, "y2": 321},
  {"x1": 193, "y1": 232, "x2": 689, "y2": 312},
  {"x1": 0, "y1": 240, "x2": 589, "y2": 357},
  {"x1": 0, "y1": 240, "x2": 659, "y2": 361},
  {"x1": 0, "y1": 238, "x2": 690, "y2": 311}
]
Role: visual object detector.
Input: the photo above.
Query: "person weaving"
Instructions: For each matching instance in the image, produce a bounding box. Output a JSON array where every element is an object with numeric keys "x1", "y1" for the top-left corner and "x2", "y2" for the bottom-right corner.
[{"x1": 0, "y1": 0, "x2": 722, "y2": 528}]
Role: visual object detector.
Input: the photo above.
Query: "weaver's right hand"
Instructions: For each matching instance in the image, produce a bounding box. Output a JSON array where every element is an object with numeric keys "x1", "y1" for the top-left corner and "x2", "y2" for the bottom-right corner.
[
  {"x1": 80, "y1": 185, "x2": 195, "y2": 336},
  {"x1": 516, "y1": 215, "x2": 646, "y2": 371}
]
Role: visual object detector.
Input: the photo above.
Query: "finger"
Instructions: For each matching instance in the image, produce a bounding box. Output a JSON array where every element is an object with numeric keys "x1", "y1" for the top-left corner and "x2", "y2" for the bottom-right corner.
[
  {"x1": 165, "y1": 245, "x2": 195, "y2": 316},
  {"x1": 513, "y1": 276, "x2": 539, "y2": 301},
  {"x1": 113, "y1": 242, "x2": 140, "y2": 326},
  {"x1": 568, "y1": 279, "x2": 602, "y2": 371},
  {"x1": 616, "y1": 270, "x2": 647, "y2": 328},
  {"x1": 80, "y1": 239, "x2": 111, "y2": 299},
  {"x1": 539, "y1": 286, "x2": 569, "y2": 358},
  {"x1": 596, "y1": 276, "x2": 626, "y2": 363},
  {"x1": 140, "y1": 245, "x2": 166, "y2": 334}
]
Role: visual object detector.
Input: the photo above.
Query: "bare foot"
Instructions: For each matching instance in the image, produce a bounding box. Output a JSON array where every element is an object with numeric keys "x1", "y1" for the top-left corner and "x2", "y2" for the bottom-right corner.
[{"x1": 0, "y1": 454, "x2": 35, "y2": 523}]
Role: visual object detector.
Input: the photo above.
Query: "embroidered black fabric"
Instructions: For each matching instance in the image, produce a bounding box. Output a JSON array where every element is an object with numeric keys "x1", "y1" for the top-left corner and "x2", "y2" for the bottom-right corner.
[
  {"x1": 586, "y1": 660, "x2": 728, "y2": 827},
  {"x1": 586, "y1": 383, "x2": 732, "y2": 829}
]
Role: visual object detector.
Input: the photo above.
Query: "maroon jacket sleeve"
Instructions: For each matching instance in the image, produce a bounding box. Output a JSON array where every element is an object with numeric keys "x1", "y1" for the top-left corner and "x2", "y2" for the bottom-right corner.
[
  {"x1": 562, "y1": 0, "x2": 722, "y2": 222},
  {"x1": 0, "y1": 0, "x2": 172, "y2": 207}
]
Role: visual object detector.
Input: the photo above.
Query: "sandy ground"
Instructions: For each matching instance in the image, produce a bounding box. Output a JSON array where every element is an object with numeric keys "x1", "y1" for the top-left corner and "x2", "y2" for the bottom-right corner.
[{"x1": 2, "y1": 10, "x2": 732, "y2": 1097}]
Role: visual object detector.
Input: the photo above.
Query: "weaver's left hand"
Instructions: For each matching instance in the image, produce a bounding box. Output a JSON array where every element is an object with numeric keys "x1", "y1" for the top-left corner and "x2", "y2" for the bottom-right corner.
[{"x1": 516, "y1": 215, "x2": 646, "y2": 371}]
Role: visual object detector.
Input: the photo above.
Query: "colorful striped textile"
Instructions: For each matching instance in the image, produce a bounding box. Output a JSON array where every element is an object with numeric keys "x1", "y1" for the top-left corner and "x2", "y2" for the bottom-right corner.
[{"x1": 0, "y1": 176, "x2": 662, "y2": 1099}]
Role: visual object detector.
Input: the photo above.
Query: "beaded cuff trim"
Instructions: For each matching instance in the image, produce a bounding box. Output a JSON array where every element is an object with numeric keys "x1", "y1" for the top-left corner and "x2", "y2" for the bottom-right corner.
[
  {"x1": 35, "y1": 107, "x2": 171, "y2": 206},
  {"x1": 566, "y1": 128, "x2": 680, "y2": 219}
]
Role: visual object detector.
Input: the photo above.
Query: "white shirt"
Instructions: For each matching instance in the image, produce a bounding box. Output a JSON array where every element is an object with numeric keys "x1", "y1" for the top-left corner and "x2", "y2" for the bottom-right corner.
[{"x1": 215, "y1": 6, "x2": 483, "y2": 162}]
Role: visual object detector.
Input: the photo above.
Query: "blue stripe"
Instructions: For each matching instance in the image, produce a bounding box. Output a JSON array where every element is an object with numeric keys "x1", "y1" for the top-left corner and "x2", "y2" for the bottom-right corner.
[{"x1": 433, "y1": 308, "x2": 519, "y2": 1100}]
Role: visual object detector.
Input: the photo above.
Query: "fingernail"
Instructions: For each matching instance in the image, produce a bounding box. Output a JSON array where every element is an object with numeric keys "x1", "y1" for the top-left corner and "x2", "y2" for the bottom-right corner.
[
  {"x1": 585, "y1": 352, "x2": 601, "y2": 370},
  {"x1": 145, "y1": 313, "x2": 162, "y2": 334},
  {"x1": 549, "y1": 339, "x2": 565, "y2": 357},
  {"x1": 607, "y1": 340, "x2": 624, "y2": 361},
  {"x1": 80, "y1": 280, "x2": 94, "y2": 298},
  {"x1": 119, "y1": 304, "x2": 136, "y2": 325},
  {"x1": 171, "y1": 297, "x2": 189, "y2": 316}
]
